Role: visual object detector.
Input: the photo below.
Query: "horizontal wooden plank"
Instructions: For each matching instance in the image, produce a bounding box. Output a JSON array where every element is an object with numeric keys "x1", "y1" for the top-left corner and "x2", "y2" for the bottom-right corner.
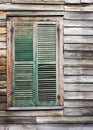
[
  {"x1": 65, "y1": 5, "x2": 93, "y2": 12},
  {"x1": 64, "y1": 59, "x2": 93, "y2": 67},
  {"x1": 65, "y1": 100, "x2": 93, "y2": 107},
  {"x1": 0, "y1": 66, "x2": 6, "y2": 73},
  {"x1": 0, "y1": 4, "x2": 64, "y2": 11},
  {"x1": 0, "y1": 34, "x2": 6, "y2": 41},
  {"x1": 7, "y1": 11, "x2": 63, "y2": 16},
  {"x1": 65, "y1": 91, "x2": 93, "y2": 99},
  {"x1": 64, "y1": 27, "x2": 93, "y2": 36},
  {"x1": 0, "y1": 110, "x2": 63, "y2": 117},
  {"x1": 0, "y1": 88, "x2": 6, "y2": 95},
  {"x1": 65, "y1": 0, "x2": 80, "y2": 4},
  {"x1": 0, "y1": 116, "x2": 36, "y2": 124},
  {"x1": 0, "y1": 81, "x2": 6, "y2": 88},
  {"x1": 0, "y1": 21, "x2": 6, "y2": 27},
  {"x1": 64, "y1": 36, "x2": 93, "y2": 44},
  {"x1": 64, "y1": 67, "x2": 93, "y2": 76},
  {"x1": 64, "y1": 44, "x2": 93, "y2": 51},
  {"x1": 0, "y1": 103, "x2": 6, "y2": 111},
  {"x1": 0, "y1": 50, "x2": 6, "y2": 57},
  {"x1": 0, "y1": 0, "x2": 11, "y2": 3},
  {"x1": 64, "y1": 51, "x2": 93, "y2": 59},
  {"x1": 0, "y1": 12, "x2": 6, "y2": 20},
  {"x1": 64, "y1": 20, "x2": 93, "y2": 27},
  {"x1": 64, "y1": 76, "x2": 93, "y2": 83},
  {"x1": 37, "y1": 116, "x2": 93, "y2": 124},
  {"x1": 12, "y1": 0, "x2": 64, "y2": 4},
  {"x1": 0, "y1": 42, "x2": 6, "y2": 48},
  {"x1": 64, "y1": 84, "x2": 93, "y2": 92},
  {"x1": 64, "y1": 12, "x2": 93, "y2": 20},
  {"x1": 0, "y1": 27, "x2": 6, "y2": 34},
  {"x1": 81, "y1": 0, "x2": 93, "y2": 3},
  {"x1": 0, "y1": 57, "x2": 6, "y2": 65},
  {"x1": 64, "y1": 108, "x2": 93, "y2": 116},
  {"x1": 0, "y1": 73, "x2": 6, "y2": 81},
  {"x1": 0, "y1": 95, "x2": 6, "y2": 102}
]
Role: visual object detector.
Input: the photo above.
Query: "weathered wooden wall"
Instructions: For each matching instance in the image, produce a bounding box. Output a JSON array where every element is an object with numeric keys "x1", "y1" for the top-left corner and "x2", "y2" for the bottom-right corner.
[
  {"x1": 64, "y1": 0, "x2": 93, "y2": 118},
  {"x1": 0, "y1": 0, "x2": 93, "y2": 124}
]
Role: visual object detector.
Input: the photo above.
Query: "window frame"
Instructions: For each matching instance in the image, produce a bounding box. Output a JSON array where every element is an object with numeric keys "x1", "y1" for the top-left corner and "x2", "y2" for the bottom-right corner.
[{"x1": 7, "y1": 17, "x2": 64, "y2": 110}]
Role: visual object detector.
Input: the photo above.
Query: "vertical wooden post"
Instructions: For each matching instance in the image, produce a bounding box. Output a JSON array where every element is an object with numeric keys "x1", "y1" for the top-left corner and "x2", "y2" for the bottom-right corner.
[
  {"x1": 7, "y1": 20, "x2": 12, "y2": 108},
  {"x1": 58, "y1": 18, "x2": 64, "y2": 106}
]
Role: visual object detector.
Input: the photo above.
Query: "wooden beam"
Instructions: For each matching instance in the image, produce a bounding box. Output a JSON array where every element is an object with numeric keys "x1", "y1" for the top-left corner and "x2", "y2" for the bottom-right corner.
[
  {"x1": 64, "y1": 44, "x2": 93, "y2": 51},
  {"x1": 65, "y1": 5, "x2": 93, "y2": 12},
  {"x1": 7, "y1": 20, "x2": 12, "y2": 108},
  {"x1": 64, "y1": 108, "x2": 93, "y2": 116},
  {"x1": 7, "y1": 11, "x2": 63, "y2": 16},
  {"x1": 11, "y1": 0, "x2": 64, "y2": 4},
  {"x1": 65, "y1": 59, "x2": 93, "y2": 67},
  {"x1": 58, "y1": 18, "x2": 64, "y2": 106},
  {"x1": 64, "y1": 51, "x2": 93, "y2": 59},
  {"x1": 64, "y1": 84, "x2": 93, "y2": 92},
  {"x1": 64, "y1": 20, "x2": 93, "y2": 27},
  {"x1": 65, "y1": 91, "x2": 93, "y2": 100},
  {"x1": 37, "y1": 116, "x2": 93, "y2": 124},
  {"x1": 65, "y1": 0, "x2": 80, "y2": 4},
  {"x1": 64, "y1": 12, "x2": 93, "y2": 20},
  {"x1": 81, "y1": 0, "x2": 93, "y2": 3},
  {"x1": 64, "y1": 27, "x2": 93, "y2": 36},
  {"x1": 0, "y1": 4, "x2": 64, "y2": 11}
]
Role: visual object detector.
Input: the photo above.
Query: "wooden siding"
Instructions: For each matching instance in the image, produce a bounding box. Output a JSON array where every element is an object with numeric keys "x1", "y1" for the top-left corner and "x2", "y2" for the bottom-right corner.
[
  {"x1": 64, "y1": 2, "x2": 93, "y2": 118},
  {"x1": 11, "y1": 0, "x2": 64, "y2": 4},
  {"x1": 0, "y1": 0, "x2": 93, "y2": 124},
  {"x1": 0, "y1": 11, "x2": 7, "y2": 111}
]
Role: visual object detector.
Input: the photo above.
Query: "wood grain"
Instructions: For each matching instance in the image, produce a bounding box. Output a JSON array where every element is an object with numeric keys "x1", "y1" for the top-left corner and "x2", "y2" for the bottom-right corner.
[
  {"x1": 12, "y1": 0, "x2": 64, "y2": 4},
  {"x1": 0, "y1": 50, "x2": 6, "y2": 57},
  {"x1": 65, "y1": 0, "x2": 80, "y2": 3},
  {"x1": 64, "y1": 36, "x2": 93, "y2": 44},
  {"x1": 0, "y1": 57, "x2": 6, "y2": 65},
  {"x1": 65, "y1": 59, "x2": 93, "y2": 66},
  {"x1": 64, "y1": 108, "x2": 93, "y2": 116},
  {"x1": 65, "y1": 76, "x2": 93, "y2": 83},
  {"x1": 0, "y1": 12, "x2": 6, "y2": 20},
  {"x1": 65, "y1": 100, "x2": 93, "y2": 107},
  {"x1": 64, "y1": 27, "x2": 93, "y2": 36},
  {"x1": 0, "y1": 42, "x2": 6, "y2": 48},
  {"x1": 64, "y1": 51, "x2": 93, "y2": 59},
  {"x1": 64, "y1": 44, "x2": 93, "y2": 51},
  {"x1": 64, "y1": 67, "x2": 93, "y2": 76},
  {"x1": 0, "y1": 34, "x2": 6, "y2": 41},
  {"x1": 65, "y1": 91, "x2": 93, "y2": 99},
  {"x1": 81, "y1": 0, "x2": 93, "y2": 3},
  {"x1": 0, "y1": 4, "x2": 64, "y2": 11},
  {"x1": 65, "y1": 5, "x2": 93, "y2": 12},
  {"x1": 0, "y1": 81, "x2": 6, "y2": 88},
  {"x1": 64, "y1": 84, "x2": 93, "y2": 92},
  {"x1": 64, "y1": 12, "x2": 93, "y2": 20},
  {"x1": 37, "y1": 116, "x2": 93, "y2": 124},
  {"x1": 64, "y1": 20, "x2": 93, "y2": 27}
]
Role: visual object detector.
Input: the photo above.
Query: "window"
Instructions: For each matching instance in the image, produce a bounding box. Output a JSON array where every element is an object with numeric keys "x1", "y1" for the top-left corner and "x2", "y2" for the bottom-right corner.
[{"x1": 7, "y1": 17, "x2": 64, "y2": 109}]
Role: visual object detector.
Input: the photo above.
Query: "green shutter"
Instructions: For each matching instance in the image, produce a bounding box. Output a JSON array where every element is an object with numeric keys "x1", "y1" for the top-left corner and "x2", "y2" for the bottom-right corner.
[
  {"x1": 12, "y1": 22, "x2": 58, "y2": 107},
  {"x1": 13, "y1": 23, "x2": 34, "y2": 107},
  {"x1": 37, "y1": 23, "x2": 58, "y2": 106}
]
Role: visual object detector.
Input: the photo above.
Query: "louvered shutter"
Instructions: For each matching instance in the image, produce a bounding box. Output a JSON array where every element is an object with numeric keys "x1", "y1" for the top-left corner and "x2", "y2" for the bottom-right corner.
[
  {"x1": 37, "y1": 23, "x2": 58, "y2": 106},
  {"x1": 12, "y1": 23, "x2": 34, "y2": 107}
]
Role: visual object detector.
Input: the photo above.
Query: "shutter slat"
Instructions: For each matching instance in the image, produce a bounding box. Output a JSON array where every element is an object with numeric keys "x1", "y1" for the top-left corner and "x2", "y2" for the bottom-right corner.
[
  {"x1": 15, "y1": 23, "x2": 33, "y2": 61},
  {"x1": 38, "y1": 24, "x2": 56, "y2": 62}
]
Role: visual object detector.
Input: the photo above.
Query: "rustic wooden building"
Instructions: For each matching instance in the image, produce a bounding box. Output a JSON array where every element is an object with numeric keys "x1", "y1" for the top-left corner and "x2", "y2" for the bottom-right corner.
[{"x1": 0, "y1": 0, "x2": 93, "y2": 128}]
